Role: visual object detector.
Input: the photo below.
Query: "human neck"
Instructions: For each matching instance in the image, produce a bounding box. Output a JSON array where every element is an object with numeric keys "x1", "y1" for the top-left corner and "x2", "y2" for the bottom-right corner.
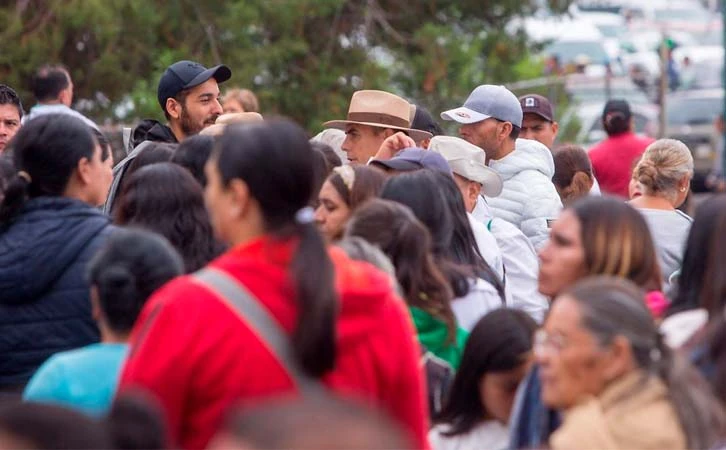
[
  {"x1": 39, "y1": 99, "x2": 65, "y2": 106},
  {"x1": 490, "y1": 140, "x2": 516, "y2": 162},
  {"x1": 169, "y1": 121, "x2": 188, "y2": 142},
  {"x1": 100, "y1": 324, "x2": 129, "y2": 344},
  {"x1": 227, "y1": 220, "x2": 266, "y2": 248},
  {"x1": 630, "y1": 195, "x2": 675, "y2": 211},
  {"x1": 62, "y1": 183, "x2": 93, "y2": 206}
]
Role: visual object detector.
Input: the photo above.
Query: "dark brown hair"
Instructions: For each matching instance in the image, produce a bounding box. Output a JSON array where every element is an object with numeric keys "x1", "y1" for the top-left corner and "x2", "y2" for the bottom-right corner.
[
  {"x1": 552, "y1": 144, "x2": 593, "y2": 188},
  {"x1": 328, "y1": 165, "x2": 386, "y2": 210},
  {"x1": 347, "y1": 199, "x2": 456, "y2": 341},
  {"x1": 570, "y1": 197, "x2": 662, "y2": 292}
]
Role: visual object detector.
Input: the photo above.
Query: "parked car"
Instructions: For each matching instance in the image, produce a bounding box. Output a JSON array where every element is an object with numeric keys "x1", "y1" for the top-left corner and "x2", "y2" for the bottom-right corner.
[{"x1": 665, "y1": 89, "x2": 724, "y2": 189}]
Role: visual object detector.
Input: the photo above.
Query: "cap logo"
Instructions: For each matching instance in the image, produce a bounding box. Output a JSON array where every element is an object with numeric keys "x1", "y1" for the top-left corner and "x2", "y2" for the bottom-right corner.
[
  {"x1": 525, "y1": 97, "x2": 536, "y2": 107},
  {"x1": 455, "y1": 111, "x2": 471, "y2": 119}
]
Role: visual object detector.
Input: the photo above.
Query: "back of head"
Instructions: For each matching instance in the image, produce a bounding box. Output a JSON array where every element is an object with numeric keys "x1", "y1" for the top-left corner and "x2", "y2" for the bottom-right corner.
[
  {"x1": 336, "y1": 236, "x2": 397, "y2": 280},
  {"x1": 125, "y1": 142, "x2": 177, "y2": 180},
  {"x1": 217, "y1": 395, "x2": 412, "y2": 449},
  {"x1": 223, "y1": 88, "x2": 260, "y2": 113},
  {"x1": 310, "y1": 141, "x2": 342, "y2": 170},
  {"x1": 88, "y1": 228, "x2": 183, "y2": 334},
  {"x1": 672, "y1": 194, "x2": 726, "y2": 316},
  {"x1": 570, "y1": 197, "x2": 662, "y2": 291},
  {"x1": 114, "y1": 162, "x2": 220, "y2": 273},
  {"x1": 107, "y1": 392, "x2": 167, "y2": 450},
  {"x1": 347, "y1": 198, "x2": 456, "y2": 339},
  {"x1": 31, "y1": 65, "x2": 70, "y2": 103},
  {"x1": 0, "y1": 114, "x2": 97, "y2": 223},
  {"x1": 0, "y1": 401, "x2": 110, "y2": 449},
  {"x1": 564, "y1": 276, "x2": 726, "y2": 449},
  {"x1": 380, "y1": 170, "x2": 454, "y2": 256},
  {"x1": 214, "y1": 119, "x2": 337, "y2": 378},
  {"x1": 0, "y1": 156, "x2": 16, "y2": 203},
  {"x1": 553, "y1": 144, "x2": 594, "y2": 206},
  {"x1": 602, "y1": 99, "x2": 632, "y2": 136},
  {"x1": 633, "y1": 139, "x2": 693, "y2": 200},
  {"x1": 171, "y1": 134, "x2": 215, "y2": 186},
  {"x1": 438, "y1": 309, "x2": 536, "y2": 435},
  {"x1": 411, "y1": 105, "x2": 444, "y2": 137}
]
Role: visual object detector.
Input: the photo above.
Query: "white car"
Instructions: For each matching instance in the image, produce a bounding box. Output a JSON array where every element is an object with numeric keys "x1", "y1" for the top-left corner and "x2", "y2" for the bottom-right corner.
[{"x1": 560, "y1": 101, "x2": 658, "y2": 148}]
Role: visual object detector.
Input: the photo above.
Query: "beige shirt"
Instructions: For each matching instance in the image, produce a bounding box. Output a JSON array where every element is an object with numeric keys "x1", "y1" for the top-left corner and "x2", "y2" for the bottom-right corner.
[{"x1": 550, "y1": 371, "x2": 686, "y2": 450}]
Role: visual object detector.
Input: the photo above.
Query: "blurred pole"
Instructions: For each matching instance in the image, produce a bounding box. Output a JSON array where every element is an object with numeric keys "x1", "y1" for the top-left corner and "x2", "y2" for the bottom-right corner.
[
  {"x1": 722, "y1": 2, "x2": 726, "y2": 179},
  {"x1": 658, "y1": 37, "x2": 669, "y2": 138}
]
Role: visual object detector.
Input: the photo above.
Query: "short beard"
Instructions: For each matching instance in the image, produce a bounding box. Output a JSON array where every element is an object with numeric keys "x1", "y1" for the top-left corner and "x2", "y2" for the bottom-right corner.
[{"x1": 180, "y1": 107, "x2": 205, "y2": 137}]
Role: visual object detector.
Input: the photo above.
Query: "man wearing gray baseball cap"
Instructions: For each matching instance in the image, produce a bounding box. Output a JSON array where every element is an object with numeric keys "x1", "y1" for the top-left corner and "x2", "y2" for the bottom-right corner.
[{"x1": 441, "y1": 85, "x2": 562, "y2": 250}]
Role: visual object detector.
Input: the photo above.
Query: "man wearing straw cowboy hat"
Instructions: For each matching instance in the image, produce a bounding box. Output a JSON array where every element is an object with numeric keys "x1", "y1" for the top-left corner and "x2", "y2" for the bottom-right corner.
[{"x1": 324, "y1": 90, "x2": 432, "y2": 165}]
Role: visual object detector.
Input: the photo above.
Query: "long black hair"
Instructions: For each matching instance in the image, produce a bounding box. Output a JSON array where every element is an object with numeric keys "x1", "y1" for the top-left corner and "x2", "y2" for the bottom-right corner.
[
  {"x1": 88, "y1": 228, "x2": 184, "y2": 334},
  {"x1": 114, "y1": 163, "x2": 224, "y2": 273},
  {"x1": 171, "y1": 135, "x2": 214, "y2": 187},
  {"x1": 437, "y1": 309, "x2": 536, "y2": 435},
  {"x1": 381, "y1": 170, "x2": 495, "y2": 299},
  {"x1": 430, "y1": 170, "x2": 505, "y2": 301},
  {"x1": 669, "y1": 194, "x2": 726, "y2": 318},
  {"x1": 0, "y1": 114, "x2": 103, "y2": 223},
  {"x1": 214, "y1": 119, "x2": 338, "y2": 378}
]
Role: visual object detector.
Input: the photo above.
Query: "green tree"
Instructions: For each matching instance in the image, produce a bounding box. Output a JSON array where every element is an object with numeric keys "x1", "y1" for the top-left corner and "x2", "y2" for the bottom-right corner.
[{"x1": 0, "y1": 0, "x2": 572, "y2": 131}]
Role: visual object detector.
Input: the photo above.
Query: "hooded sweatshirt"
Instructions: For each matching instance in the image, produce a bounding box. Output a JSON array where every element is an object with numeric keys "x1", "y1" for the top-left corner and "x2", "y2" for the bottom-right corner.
[
  {"x1": 119, "y1": 237, "x2": 429, "y2": 450},
  {"x1": 103, "y1": 120, "x2": 177, "y2": 215},
  {"x1": 486, "y1": 139, "x2": 562, "y2": 250},
  {"x1": 0, "y1": 197, "x2": 113, "y2": 388}
]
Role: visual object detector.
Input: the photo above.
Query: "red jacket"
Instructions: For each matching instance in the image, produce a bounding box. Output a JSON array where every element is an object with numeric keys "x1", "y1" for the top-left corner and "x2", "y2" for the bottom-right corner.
[
  {"x1": 119, "y1": 237, "x2": 429, "y2": 449},
  {"x1": 589, "y1": 132, "x2": 654, "y2": 198}
]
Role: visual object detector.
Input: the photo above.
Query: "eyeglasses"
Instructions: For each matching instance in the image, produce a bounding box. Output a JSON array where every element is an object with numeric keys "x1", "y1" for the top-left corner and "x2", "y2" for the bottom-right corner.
[{"x1": 533, "y1": 329, "x2": 569, "y2": 357}]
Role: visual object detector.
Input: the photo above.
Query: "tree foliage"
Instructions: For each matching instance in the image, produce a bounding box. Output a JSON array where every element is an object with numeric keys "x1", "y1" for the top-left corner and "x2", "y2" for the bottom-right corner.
[{"x1": 0, "y1": 0, "x2": 572, "y2": 131}]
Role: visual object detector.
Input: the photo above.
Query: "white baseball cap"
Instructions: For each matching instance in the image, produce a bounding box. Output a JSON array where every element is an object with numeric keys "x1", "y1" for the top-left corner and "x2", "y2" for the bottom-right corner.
[{"x1": 428, "y1": 136, "x2": 503, "y2": 197}]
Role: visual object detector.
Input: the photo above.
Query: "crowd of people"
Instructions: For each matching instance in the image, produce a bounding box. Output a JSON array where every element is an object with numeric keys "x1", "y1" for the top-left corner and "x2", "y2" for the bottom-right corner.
[{"x1": 0, "y1": 58, "x2": 725, "y2": 450}]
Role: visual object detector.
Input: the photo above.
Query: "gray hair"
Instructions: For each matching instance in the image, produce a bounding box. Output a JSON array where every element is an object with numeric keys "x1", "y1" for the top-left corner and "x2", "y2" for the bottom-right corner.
[
  {"x1": 633, "y1": 139, "x2": 693, "y2": 201},
  {"x1": 563, "y1": 276, "x2": 726, "y2": 449}
]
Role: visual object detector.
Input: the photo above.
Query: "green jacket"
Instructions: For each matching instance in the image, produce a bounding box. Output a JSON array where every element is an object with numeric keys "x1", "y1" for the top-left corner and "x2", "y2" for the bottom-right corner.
[{"x1": 409, "y1": 307, "x2": 468, "y2": 369}]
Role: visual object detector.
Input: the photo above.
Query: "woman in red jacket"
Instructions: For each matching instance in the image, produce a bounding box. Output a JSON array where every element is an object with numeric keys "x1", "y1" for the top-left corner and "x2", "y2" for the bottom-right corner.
[{"x1": 119, "y1": 119, "x2": 429, "y2": 450}]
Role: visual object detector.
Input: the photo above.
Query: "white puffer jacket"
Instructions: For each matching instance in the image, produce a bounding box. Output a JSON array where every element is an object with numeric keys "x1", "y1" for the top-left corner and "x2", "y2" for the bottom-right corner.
[{"x1": 487, "y1": 139, "x2": 562, "y2": 250}]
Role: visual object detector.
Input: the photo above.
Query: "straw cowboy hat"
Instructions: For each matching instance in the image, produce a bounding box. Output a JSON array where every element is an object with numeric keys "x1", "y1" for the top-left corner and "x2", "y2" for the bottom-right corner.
[{"x1": 324, "y1": 90, "x2": 432, "y2": 143}]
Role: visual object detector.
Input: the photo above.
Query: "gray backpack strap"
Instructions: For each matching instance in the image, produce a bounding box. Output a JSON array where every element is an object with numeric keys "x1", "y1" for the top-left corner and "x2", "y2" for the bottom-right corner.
[
  {"x1": 192, "y1": 268, "x2": 323, "y2": 396},
  {"x1": 122, "y1": 127, "x2": 133, "y2": 155}
]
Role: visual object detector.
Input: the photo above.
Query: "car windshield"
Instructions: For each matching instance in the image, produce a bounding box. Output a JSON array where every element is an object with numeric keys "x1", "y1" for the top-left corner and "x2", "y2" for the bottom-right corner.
[
  {"x1": 546, "y1": 41, "x2": 610, "y2": 64},
  {"x1": 596, "y1": 24, "x2": 626, "y2": 38},
  {"x1": 655, "y1": 8, "x2": 710, "y2": 22},
  {"x1": 667, "y1": 96, "x2": 723, "y2": 125}
]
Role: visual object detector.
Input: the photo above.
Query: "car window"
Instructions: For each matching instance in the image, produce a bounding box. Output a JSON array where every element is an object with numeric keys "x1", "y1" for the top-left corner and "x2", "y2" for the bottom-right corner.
[
  {"x1": 667, "y1": 96, "x2": 723, "y2": 126},
  {"x1": 546, "y1": 41, "x2": 610, "y2": 64}
]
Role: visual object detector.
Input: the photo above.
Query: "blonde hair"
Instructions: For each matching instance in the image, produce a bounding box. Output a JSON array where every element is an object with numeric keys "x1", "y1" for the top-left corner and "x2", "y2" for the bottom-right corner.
[
  {"x1": 222, "y1": 88, "x2": 259, "y2": 113},
  {"x1": 633, "y1": 139, "x2": 693, "y2": 201}
]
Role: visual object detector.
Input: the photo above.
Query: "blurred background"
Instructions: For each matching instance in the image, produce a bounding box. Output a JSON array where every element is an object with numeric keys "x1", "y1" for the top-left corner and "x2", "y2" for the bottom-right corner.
[{"x1": 0, "y1": 0, "x2": 723, "y2": 189}]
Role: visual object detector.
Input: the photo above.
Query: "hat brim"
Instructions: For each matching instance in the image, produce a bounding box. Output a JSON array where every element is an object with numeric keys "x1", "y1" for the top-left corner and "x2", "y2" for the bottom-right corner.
[
  {"x1": 184, "y1": 64, "x2": 232, "y2": 90},
  {"x1": 448, "y1": 160, "x2": 503, "y2": 197},
  {"x1": 368, "y1": 158, "x2": 423, "y2": 173},
  {"x1": 522, "y1": 110, "x2": 554, "y2": 122},
  {"x1": 440, "y1": 107, "x2": 491, "y2": 124},
  {"x1": 322, "y1": 120, "x2": 432, "y2": 144}
]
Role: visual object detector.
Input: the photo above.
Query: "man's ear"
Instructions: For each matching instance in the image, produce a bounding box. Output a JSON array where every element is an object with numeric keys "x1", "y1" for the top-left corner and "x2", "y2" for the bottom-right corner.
[
  {"x1": 382, "y1": 128, "x2": 396, "y2": 139},
  {"x1": 166, "y1": 98, "x2": 182, "y2": 120},
  {"x1": 551, "y1": 121, "x2": 560, "y2": 139},
  {"x1": 500, "y1": 121, "x2": 513, "y2": 141},
  {"x1": 468, "y1": 181, "x2": 482, "y2": 204}
]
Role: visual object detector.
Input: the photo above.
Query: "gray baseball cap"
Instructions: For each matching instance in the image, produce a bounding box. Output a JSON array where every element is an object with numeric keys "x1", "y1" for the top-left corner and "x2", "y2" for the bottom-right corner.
[{"x1": 441, "y1": 85, "x2": 523, "y2": 127}]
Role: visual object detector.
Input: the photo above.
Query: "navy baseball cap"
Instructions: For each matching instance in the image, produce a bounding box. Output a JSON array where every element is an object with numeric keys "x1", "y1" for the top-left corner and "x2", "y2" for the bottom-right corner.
[
  {"x1": 370, "y1": 148, "x2": 452, "y2": 175},
  {"x1": 157, "y1": 60, "x2": 232, "y2": 109}
]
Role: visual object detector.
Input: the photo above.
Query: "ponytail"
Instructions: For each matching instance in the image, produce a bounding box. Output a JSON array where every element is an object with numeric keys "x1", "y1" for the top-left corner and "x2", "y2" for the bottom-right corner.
[
  {"x1": 289, "y1": 207, "x2": 337, "y2": 377},
  {"x1": 0, "y1": 174, "x2": 30, "y2": 224}
]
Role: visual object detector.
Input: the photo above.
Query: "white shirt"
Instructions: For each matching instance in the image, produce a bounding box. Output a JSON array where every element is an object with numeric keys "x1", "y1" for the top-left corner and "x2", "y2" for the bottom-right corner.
[
  {"x1": 473, "y1": 197, "x2": 548, "y2": 323},
  {"x1": 429, "y1": 421, "x2": 509, "y2": 450},
  {"x1": 452, "y1": 278, "x2": 504, "y2": 332},
  {"x1": 467, "y1": 213, "x2": 504, "y2": 282},
  {"x1": 590, "y1": 177, "x2": 602, "y2": 195},
  {"x1": 23, "y1": 104, "x2": 99, "y2": 130}
]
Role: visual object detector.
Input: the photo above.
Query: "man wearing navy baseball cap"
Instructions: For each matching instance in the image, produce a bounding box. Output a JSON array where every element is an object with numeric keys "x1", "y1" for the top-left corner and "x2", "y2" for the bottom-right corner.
[
  {"x1": 441, "y1": 85, "x2": 562, "y2": 250},
  {"x1": 104, "y1": 60, "x2": 232, "y2": 214}
]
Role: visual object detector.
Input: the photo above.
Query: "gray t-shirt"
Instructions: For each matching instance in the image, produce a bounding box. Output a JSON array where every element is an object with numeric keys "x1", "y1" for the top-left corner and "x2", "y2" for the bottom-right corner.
[{"x1": 638, "y1": 208, "x2": 693, "y2": 282}]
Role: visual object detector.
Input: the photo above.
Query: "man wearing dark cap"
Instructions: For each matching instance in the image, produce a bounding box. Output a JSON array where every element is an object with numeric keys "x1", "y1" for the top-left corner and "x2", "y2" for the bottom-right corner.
[
  {"x1": 104, "y1": 60, "x2": 232, "y2": 213},
  {"x1": 519, "y1": 94, "x2": 559, "y2": 150}
]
